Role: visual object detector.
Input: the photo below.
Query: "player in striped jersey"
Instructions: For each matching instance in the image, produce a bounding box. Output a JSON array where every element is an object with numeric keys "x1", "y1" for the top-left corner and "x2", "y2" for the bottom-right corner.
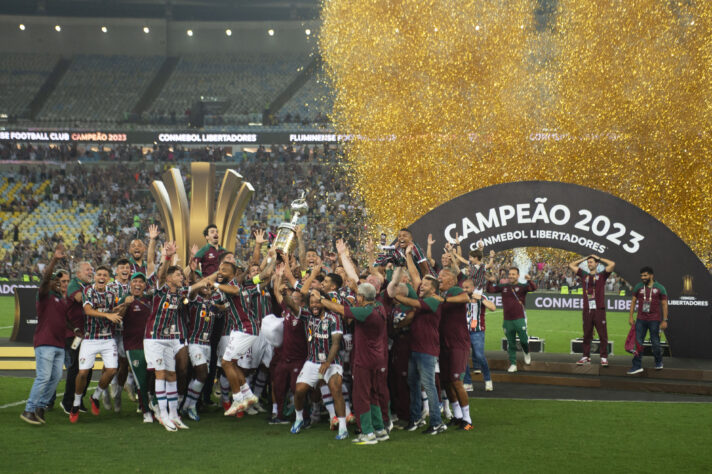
[
  {"x1": 144, "y1": 242, "x2": 214, "y2": 431},
  {"x1": 213, "y1": 249, "x2": 277, "y2": 416},
  {"x1": 107, "y1": 258, "x2": 132, "y2": 412},
  {"x1": 69, "y1": 266, "x2": 122, "y2": 423},
  {"x1": 181, "y1": 283, "x2": 222, "y2": 421},
  {"x1": 290, "y1": 290, "x2": 349, "y2": 440}
]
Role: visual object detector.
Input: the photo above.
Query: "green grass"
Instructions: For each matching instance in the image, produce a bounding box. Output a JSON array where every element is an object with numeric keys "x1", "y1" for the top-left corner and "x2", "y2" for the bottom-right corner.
[
  {"x1": 0, "y1": 296, "x2": 14, "y2": 338},
  {"x1": 1, "y1": 376, "x2": 710, "y2": 473},
  {"x1": 1, "y1": 296, "x2": 660, "y2": 353}
]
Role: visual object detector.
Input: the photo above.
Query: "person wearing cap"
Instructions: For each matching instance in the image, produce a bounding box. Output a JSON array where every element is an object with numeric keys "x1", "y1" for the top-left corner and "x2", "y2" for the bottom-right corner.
[
  {"x1": 21, "y1": 244, "x2": 70, "y2": 425},
  {"x1": 117, "y1": 272, "x2": 154, "y2": 423}
]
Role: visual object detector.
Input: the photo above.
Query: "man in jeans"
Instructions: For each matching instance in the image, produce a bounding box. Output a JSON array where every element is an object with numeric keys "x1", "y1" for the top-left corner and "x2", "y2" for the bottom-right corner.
[
  {"x1": 462, "y1": 279, "x2": 495, "y2": 392},
  {"x1": 21, "y1": 244, "x2": 70, "y2": 425},
  {"x1": 394, "y1": 246, "x2": 445, "y2": 435},
  {"x1": 627, "y1": 267, "x2": 668, "y2": 374}
]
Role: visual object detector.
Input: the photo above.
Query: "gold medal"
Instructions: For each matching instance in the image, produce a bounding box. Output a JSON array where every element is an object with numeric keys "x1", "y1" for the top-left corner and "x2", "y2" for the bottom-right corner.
[{"x1": 183, "y1": 298, "x2": 189, "y2": 305}]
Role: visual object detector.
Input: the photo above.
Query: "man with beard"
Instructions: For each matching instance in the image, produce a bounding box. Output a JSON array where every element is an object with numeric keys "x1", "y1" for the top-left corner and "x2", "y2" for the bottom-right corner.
[
  {"x1": 627, "y1": 267, "x2": 668, "y2": 374},
  {"x1": 290, "y1": 289, "x2": 348, "y2": 440},
  {"x1": 128, "y1": 224, "x2": 158, "y2": 275},
  {"x1": 374, "y1": 228, "x2": 434, "y2": 278}
]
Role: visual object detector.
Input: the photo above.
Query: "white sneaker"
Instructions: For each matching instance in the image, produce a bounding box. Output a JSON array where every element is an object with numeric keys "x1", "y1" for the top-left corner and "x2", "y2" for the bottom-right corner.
[
  {"x1": 375, "y1": 429, "x2": 389, "y2": 441},
  {"x1": 161, "y1": 417, "x2": 177, "y2": 432},
  {"x1": 524, "y1": 352, "x2": 532, "y2": 365},
  {"x1": 246, "y1": 405, "x2": 259, "y2": 415},
  {"x1": 254, "y1": 403, "x2": 267, "y2": 413},
  {"x1": 243, "y1": 394, "x2": 259, "y2": 407},
  {"x1": 172, "y1": 417, "x2": 189, "y2": 429},
  {"x1": 463, "y1": 383, "x2": 473, "y2": 392},
  {"x1": 143, "y1": 412, "x2": 154, "y2": 423},
  {"x1": 225, "y1": 398, "x2": 246, "y2": 416},
  {"x1": 507, "y1": 364, "x2": 517, "y2": 373},
  {"x1": 600, "y1": 357, "x2": 609, "y2": 367},
  {"x1": 485, "y1": 380, "x2": 494, "y2": 391},
  {"x1": 576, "y1": 357, "x2": 591, "y2": 366},
  {"x1": 352, "y1": 433, "x2": 378, "y2": 444}
]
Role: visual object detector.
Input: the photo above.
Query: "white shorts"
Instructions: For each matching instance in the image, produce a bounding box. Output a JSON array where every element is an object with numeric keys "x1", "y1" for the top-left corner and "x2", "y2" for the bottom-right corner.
[
  {"x1": 237, "y1": 333, "x2": 273, "y2": 370},
  {"x1": 144, "y1": 339, "x2": 183, "y2": 372},
  {"x1": 296, "y1": 360, "x2": 343, "y2": 388},
  {"x1": 223, "y1": 331, "x2": 258, "y2": 363},
  {"x1": 78, "y1": 339, "x2": 118, "y2": 371},
  {"x1": 188, "y1": 343, "x2": 211, "y2": 367},
  {"x1": 115, "y1": 335, "x2": 126, "y2": 358},
  {"x1": 216, "y1": 335, "x2": 230, "y2": 368}
]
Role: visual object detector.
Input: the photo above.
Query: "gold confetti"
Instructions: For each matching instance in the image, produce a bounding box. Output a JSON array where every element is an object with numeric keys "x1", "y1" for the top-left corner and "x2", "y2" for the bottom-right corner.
[{"x1": 320, "y1": 0, "x2": 712, "y2": 267}]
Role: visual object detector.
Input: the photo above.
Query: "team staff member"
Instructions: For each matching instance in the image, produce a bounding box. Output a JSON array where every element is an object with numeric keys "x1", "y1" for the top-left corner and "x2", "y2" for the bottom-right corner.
[
  {"x1": 320, "y1": 283, "x2": 390, "y2": 445},
  {"x1": 61, "y1": 260, "x2": 94, "y2": 414},
  {"x1": 462, "y1": 279, "x2": 495, "y2": 392},
  {"x1": 21, "y1": 245, "x2": 70, "y2": 425},
  {"x1": 117, "y1": 272, "x2": 154, "y2": 423},
  {"x1": 487, "y1": 268, "x2": 536, "y2": 373},
  {"x1": 568, "y1": 254, "x2": 615, "y2": 366},
  {"x1": 627, "y1": 267, "x2": 668, "y2": 374}
]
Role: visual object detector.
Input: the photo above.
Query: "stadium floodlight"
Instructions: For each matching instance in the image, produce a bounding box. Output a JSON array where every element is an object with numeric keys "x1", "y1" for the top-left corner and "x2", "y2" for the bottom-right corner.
[
  {"x1": 187, "y1": 29, "x2": 193, "y2": 37},
  {"x1": 225, "y1": 28, "x2": 232, "y2": 36},
  {"x1": 19, "y1": 24, "x2": 26, "y2": 31},
  {"x1": 101, "y1": 26, "x2": 108, "y2": 33},
  {"x1": 55, "y1": 25, "x2": 61, "y2": 32},
  {"x1": 143, "y1": 26, "x2": 150, "y2": 34},
  {"x1": 305, "y1": 28, "x2": 311, "y2": 35},
  {"x1": 268, "y1": 28, "x2": 275, "y2": 36}
]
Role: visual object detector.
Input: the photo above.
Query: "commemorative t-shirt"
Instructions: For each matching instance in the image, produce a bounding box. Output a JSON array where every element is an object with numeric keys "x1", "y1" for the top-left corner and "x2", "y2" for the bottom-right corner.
[
  {"x1": 576, "y1": 269, "x2": 611, "y2": 312},
  {"x1": 280, "y1": 302, "x2": 308, "y2": 362},
  {"x1": 632, "y1": 282, "x2": 667, "y2": 321},
  {"x1": 486, "y1": 280, "x2": 536, "y2": 320},
  {"x1": 409, "y1": 296, "x2": 441, "y2": 357},
  {"x1": 120, "y1": 295, "x2": 152, "y2": 351},
  {"x1": 83, "y1": 285, "x2": 117, "y2": 340},
  {"x1": 344, "y1": 302, "x2": 388, "y2": 369},
  {"x1": 194, "y1": 244, "x2": 227, "y2": 276},
  {"x1": 186, "y1": 293, "x2": 222, "y2": 345},
  {"x1": 34, "y1": 291, "x2": 69, "y2": 348},
  {"x1": 144, "y1": 285, "x2": 189, "y2": 340},
  {"x1": 439, "y1": 286, "x2": 469, "y2": 350},
  {"x1": 225, "y1": 280, "x2": 259, "y2": 335}
]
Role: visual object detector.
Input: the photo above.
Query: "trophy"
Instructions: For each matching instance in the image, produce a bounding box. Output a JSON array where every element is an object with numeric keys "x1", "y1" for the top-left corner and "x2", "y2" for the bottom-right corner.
[{"x1": 274, "y1": 191, "x2": 309, "y2": 256}]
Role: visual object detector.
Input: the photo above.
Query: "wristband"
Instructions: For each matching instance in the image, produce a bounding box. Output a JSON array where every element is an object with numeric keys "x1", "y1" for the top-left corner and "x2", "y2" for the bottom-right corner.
[
  {"x1": 165, "y1": 255, "x2": 171, "y2": 261},
  {"x1": 252, "y1": 276, "x2": 261, "y2": 285}
]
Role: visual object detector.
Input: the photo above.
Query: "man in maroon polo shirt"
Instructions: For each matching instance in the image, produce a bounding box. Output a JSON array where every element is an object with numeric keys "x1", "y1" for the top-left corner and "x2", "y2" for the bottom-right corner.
[
  {"x1": 437, "y1": 268, "x2": 474, "y2": 431},
  {"x1": 568, "y1": 254, "x2": 615, "y2": 366},
  {"x1": 321, "y1": 283, "x2": 390, "y2": 445},
  {"x1": 21, "y1": 244, "x2": 70, "y2": 425}
]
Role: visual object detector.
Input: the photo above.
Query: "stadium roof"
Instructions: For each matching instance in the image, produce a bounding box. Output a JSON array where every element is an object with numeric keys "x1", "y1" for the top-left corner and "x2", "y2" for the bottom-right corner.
[{"x1": 0, "y1": 0, "x2": 321, "y2": 22}]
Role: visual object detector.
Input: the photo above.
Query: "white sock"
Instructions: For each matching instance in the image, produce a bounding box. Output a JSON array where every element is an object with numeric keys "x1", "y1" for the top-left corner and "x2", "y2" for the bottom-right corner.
[
  {"x1": 126, "y1": 372, "x2": 135, "y2": 387},
  {"x1": 272, "y1": 402, "x2": 278, "y2": 416},
  {"x1": 110, "y1": 375, "x2": 118, "y2": 387},
  {"x1": 320, "y1": 385, "x2": 336, "y2": 419},
  {"x1": 73, "y1": 393, "x2": 82, "y2": 407},
  {"x1": 156, "y1": 379, "x2": 168, "y2": 419},
  {"x1": 92, "y1": 386, "x2": 105, "y2": 400},
  {"x1": 452, "y1": 401, "x2": 463, "y2": 419},
  {"x1": 421, "y1": 391, "x2": 429, "y2": 415},
  {"x1": 296, "y1": 409, "x2": 304, "y2": 422},
  {"x1": 252, "y1": 369, "x2": 268, "y2": 398},
  {"x1": 338, "y1": 416, "x2": 346, "y2": 432},
  {"x1": 462, "y1": 404, "x2": 472, "y2": 424},
  {"x1": 166, "y1": 380, "x2": 178, "y2": 419},
  {"x1": 240, "y1": 383, "x2": 254, "y2": 398},
  {"x1": 342, "y1": 384, "x2": 352, "y2": 417}
]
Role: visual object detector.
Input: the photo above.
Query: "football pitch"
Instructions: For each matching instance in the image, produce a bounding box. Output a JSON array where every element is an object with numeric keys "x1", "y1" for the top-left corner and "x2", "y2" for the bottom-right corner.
[{"x1": 1, "y1": 376, "x2": 711, "y2": 473}]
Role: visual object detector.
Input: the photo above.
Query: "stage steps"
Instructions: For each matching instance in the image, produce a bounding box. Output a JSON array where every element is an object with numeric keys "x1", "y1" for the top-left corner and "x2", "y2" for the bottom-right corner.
[
  {"x1": 0, "y1": 345, "x2": 104, "y2": 371},
  {"x1": 482, "y1": 357, "x2": 712, "y2": 396}
]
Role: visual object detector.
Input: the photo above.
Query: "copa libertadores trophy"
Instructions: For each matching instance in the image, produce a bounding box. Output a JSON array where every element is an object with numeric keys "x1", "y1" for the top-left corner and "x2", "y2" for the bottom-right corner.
[{"x1": 274, "y1": 192, "x2": 309, "y2": 255}]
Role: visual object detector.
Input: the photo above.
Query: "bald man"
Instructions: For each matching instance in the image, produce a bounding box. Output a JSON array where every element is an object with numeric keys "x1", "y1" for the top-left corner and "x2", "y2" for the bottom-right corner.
[{"x1": 129, "y1": 224, "x2": 159, "y2": 275}]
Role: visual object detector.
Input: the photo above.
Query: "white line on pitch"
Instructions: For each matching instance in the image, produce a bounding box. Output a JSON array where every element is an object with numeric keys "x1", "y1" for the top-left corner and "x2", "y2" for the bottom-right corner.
[{"x1": 0, "y1": 382, "x2": 99, "y2": 409}]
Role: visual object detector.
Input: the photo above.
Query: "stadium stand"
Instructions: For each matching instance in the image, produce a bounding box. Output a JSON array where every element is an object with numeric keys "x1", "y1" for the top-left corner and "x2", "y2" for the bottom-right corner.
[{"x1": 0, "y1": 53, "x2": 59, "y2": 117}]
